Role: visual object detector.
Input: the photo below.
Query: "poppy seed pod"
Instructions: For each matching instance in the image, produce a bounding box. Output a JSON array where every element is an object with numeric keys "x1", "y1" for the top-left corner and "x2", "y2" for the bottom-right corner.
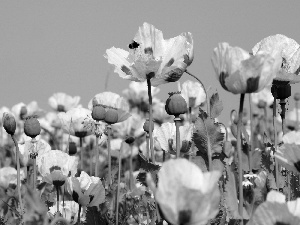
[
  {"x1": 271, "y1": 82, "x2": 291, "y2": 100},
  {"x1": 24, "y1": 117, "x2": 41, "y2": 138},
  {"x1": 294, "y1": 93, "x2": 300, "y2": 101},
  {"x1": 143, "y1": 119, "x2": 154, "y2": 133},
  {"x1": 104, "y1": 108, "x2": 118, "y2": 124},
  {"x1": 92, "y1": 105, "x2": 106, "y2": 121},
  {"x1": 165, "y1": 92, "x2": 187, "y2": 117},
  {"x1": 68, "y1": 142, "x2": 77, "y2": 155},
  {"x1": 2, "y1": 112, "x2": 16, "y2": 135}
]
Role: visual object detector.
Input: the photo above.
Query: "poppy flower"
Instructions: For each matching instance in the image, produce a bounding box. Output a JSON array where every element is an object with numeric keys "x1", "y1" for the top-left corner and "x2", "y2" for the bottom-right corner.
[
  {"x1": 154, "y1": 122, "x2": 194, "y2": 156},
  {"x1": 104, "y1": 22, "x2": 193, "y2": 86},
  {"x1": 37, "y1": 150, "x2": 78, "y2": 186},
  {"x1": 274, "y1": 143, "x2": 300, "y2": 174},
  {"x1": 88, "y1": 92, "x2": 131, "y2": 124},
  {"x1": 249, "y1": 190, "x2": 300, "y2": 225},
  {"x1": 179, "y1": 80, "x2": 206, "y2": 108},
  {"x1": 212, "y1": 42, "x2": 281, "y2": 94},
  {"x1": 66, "y1": 171, "x2": 105, "y2": 207},
  {"x1": 251, "y1": 87, "x2": 273, "y2": 107},
  {"x1": 0, "y1": 167, "x2": 26, "y2": 189},
  {"x1": 147, "y1": 158, "x2": 221, "y2": 225},
  {"x1": 58, "y1": 107, "x2": 93, "y2": 138},
  {"x1": 252, "y1": 34, "x2": 300, "y2": 84},
  {"x1": 48, "y1": 92, "x2": 81, "y2": 112}
]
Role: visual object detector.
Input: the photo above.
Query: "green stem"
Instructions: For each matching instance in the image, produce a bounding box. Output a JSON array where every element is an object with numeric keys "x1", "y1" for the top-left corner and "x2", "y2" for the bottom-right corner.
[
  {"x1": 147, "y1": 78, "x2": 155, "y2": 163},
  {"x1": 33, "y1": 157, "x2": 36, "y2": 189},
  {"x1": 116, "y1": 148, "x2": 122, "y2": 225},
  {"x1": 77, "y1": 204, "x2": 81, "y2": 225},
  {"x1": 146, "y1": 133, "x2": 150, "y2": 162},
  {"x1": 80, "y1": 137, "x2": 83, "y2": 172},
  {"x1": 185, "y1": 70, "x2": 210, "y2": 117},
  {"x1": 107, "y1": 125, "x2": 112, "y2": 186},
  {"x1": 174, "y1": 117, "x2": 181, "y2": 158},
  {"x1": 129, "y1": 145, "x2": 133, "y2": 191},
  {"x1": 56, "y1": 185, "x2": 59, "y2": 213},
  {"x1": 296, "y1": 101, "x2": 299, "y2": 131},
  {"x1": 11, "y1": 135, "x2": 23, "y2": 216},
  {"x1": 237, "y1": 93, "x2": 245, "y2": 224},
  {"x1": 95, "y1": 132, "x2": 100, "y2": 177},
  {"x1": 273, "y1": 94, "x2": 279, "y2": 189},
  {"x1": 249, "y1": 94, "x2": 254, "y2": 172}
]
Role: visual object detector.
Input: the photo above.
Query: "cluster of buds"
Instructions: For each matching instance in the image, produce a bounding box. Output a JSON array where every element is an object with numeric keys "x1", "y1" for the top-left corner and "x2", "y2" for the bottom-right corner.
[{"x1": 91, "y1": 103, "x2": 120, "y2": 125}]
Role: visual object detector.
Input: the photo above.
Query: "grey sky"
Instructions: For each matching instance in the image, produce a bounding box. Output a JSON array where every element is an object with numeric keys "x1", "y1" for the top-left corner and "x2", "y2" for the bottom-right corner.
[{"x1": 1, "y1": 0, "x2": 300, "y2": 123}]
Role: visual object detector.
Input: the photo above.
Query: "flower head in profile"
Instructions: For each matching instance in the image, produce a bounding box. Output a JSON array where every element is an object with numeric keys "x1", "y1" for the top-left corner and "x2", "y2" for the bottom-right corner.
[
  {"x1": 147, "y1": 158, "x2": 221, "y2": 225},
  {"x1": 252, "y1": 34, "x2": 300, "y2": 84},
  {"x1": 251, "y1": 87, "x2": 273, "y2": 107},
  {"x1": 48, "y1": 92, "x2": 81, "y2": 112},
  {"x1": 58, "y1": 107, "x2": 92, "y2": 138},
  {"x1": 67, "y1": 171, "x2": 105, "y2": 207},
  {"x1": 37, "y1": 150, "x2": 78, "y2": 186},
  {"x1": 105, "y1": 22, "x2": 193, "y2": 86},
  {"x1": 212, "y1": 42, "x2": 281, "y2": 94},
  {"x1": 153, "y1": 122, "x2": 194, "y2": 156},
  {"x1": 179, "y1": 80, "x2": 206, "y2": 108},
  {"x1": 88, "y1": 92, "x2": 131, "y2": 124}
]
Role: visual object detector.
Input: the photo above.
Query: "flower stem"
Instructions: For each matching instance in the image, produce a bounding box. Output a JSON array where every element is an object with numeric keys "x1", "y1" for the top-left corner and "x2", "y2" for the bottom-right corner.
[
  {"x1": 273, "y1": 93, "x2": 279, "y2": 189},
  {"x1": 11, "y1": 135, "x2": 23, "y2": 216},
  {"x1": 33, "y1": 157, "x2": 36, "y2": 189},
  {"x1": 77, "y1": 204, "x2": 81, "y2": 225},
  {"x1": 129, "y1": 145, "x2": 133, "y2": 191},
  {"x1": 174, "y1": 117, "x2": 181, "y2": 158},
  {"x1": 147, "y1": 78, "x2": 155, "y2": 163},
  {"x1": 107, "y1": 125, "x2": 112, "y2": 186},
  {"x1": 296, "y1": 100, "x2": 299, "y2": 131},
  {"x1": 249, "y1": 94, "x2": 254, "y2": 172},
  {"x1": 56, "y1": 185, "x2": 60, "y2": 213},
  {"x1": 116, "y1": 147, "x2": 122, "y2": 225},
  {"x1": 146, "y1": 133, "x2": 150, "y2": 162},
  {"x1": 80, "y1": 137, "x2": 83, "y2": 172},
  {"x1": 237, "y1": 93, "x2": 245, "y2": 224},
  {"x1": 95, "y1": 125, "x2": 100, "y2": 177},
  {"x1": 185, "y1": 70, "x2": 210, "y2": 117}
]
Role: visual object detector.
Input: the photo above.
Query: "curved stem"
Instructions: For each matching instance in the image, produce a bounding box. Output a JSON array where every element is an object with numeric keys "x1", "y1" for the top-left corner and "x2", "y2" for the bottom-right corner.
[
  {"x1": 147, "y1": 78, "x2": 155, "y2": 163},
  {"x1": 237, "y1": 94, "x2": 245, "y2": 223},
  {"x1": 107, "y1": 125, "x2": 112, "y2": 186},
  {"x1": 249, "y1": 94, "x2": 254, "y2": 172},
  {"x1": 174, "y1": 117, "x2": 181, "y2": 158},
  {"x1": 116, "y1": 148, "x2": 122, "y2": 225},
  {"x1": 273, "y1": 94, "x2": 279, "y2": 189},
  {"x1": 80, "y1": 137, "x2": 84, "y2": 172},
  {"x1": 11, "y1": 135, "x2": 23, "y2": 216},
  {"x1": 56, "y1": 185, "x2": 59, "y2": 213},
  {"x1": 185, "y1": 70, "x2": 210, "y2": 117}
]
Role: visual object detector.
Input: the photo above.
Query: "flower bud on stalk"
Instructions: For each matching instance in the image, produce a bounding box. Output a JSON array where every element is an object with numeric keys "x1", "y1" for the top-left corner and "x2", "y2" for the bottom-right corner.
[
  {"x1": 24, "y1": 116, "x2": 41, "y2": 138},
  {"x1": 2, "y1": 112, "x2": 16, "y2": 135},
  {"x1": 143, "y1": 119, "x2": 154, "y2": 133},
  {"x1": 165, "y1": 92, "x2": 187, "y2": 117}
]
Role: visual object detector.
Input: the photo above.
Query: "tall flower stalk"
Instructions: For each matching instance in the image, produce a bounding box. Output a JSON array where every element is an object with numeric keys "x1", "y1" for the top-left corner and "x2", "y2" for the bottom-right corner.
[
  {"x1": 147, "y1": 74, "x2": 155, "y2": 163},
  {"x1": 248, "y1": 94, "x2": 254, "y2": 172},
  {"x1": 107, "y1": 125, "x2": 112, "y2": 185}
]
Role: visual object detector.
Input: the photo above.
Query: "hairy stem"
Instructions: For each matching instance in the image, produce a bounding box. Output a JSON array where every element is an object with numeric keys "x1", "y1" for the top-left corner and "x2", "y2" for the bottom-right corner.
[
  {"x1": 174, "y1": 117, "x2": 181, "y2": 158},
  {"x1": 107, "y1": 125, "x2": 112, "y2": 186},
  {"x1": 147, "y1": 78, "x2": 155, "y2": 163}
]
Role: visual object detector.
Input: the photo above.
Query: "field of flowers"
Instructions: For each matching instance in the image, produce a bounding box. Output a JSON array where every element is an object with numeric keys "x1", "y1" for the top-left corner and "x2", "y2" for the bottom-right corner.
[{"x1": 1, "y1": 22, "x2": 300, "y2": 225}]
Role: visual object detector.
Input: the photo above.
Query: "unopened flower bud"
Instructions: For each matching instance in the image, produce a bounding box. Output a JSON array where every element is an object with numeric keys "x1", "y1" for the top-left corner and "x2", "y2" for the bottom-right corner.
[
  {"x1": 2, "y1": 112, "x2": 16, "y2": 135},
  {"x1": 20, "y1": 106, "x2": 27, "y2": 119},
  {"x1": 257, "y1": 100, "x2": 267, "y2": 109},
  {"x1": 165, "y1": 92, "x2": 187, "y2": 117},
  {"x1": 24, "y1": 117, "x2": 41, "y2": 138},
  {"x1": 92, "y1": 105, "x2": 106, "y2": 121},
  {"x1": 294, "y1": 93, "x2": 300, "y2": 101},
  {"x1": 104, "y1": 108, "x2": 118, "y2": 124},
  {"x1": 68, "y1": 141, "x2": 77, "y2": 155},
  {"x1": 143, "y1": 119, "x2": 154, "y2": 133}
]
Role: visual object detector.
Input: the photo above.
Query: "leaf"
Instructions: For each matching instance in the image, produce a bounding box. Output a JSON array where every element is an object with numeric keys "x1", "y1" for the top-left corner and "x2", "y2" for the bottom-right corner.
[
  {"x1": 84, "y1": 206, "x2": 108, "y2": 225},
  {"x1": 224, "y1": 165, "x2": 241, "y2": 219},
  {"x1": 136, "y1": 153, "x2": 160, "y2": 187},
  {"x1": 210, "y1": 92, "x2": 223, "y2": 118},
  {"x1": 241, "y1": 146, "x2": 262, "y2": 172},
  {"x1": 193, "y1": 108, "x2": 224, "y2": 166}
]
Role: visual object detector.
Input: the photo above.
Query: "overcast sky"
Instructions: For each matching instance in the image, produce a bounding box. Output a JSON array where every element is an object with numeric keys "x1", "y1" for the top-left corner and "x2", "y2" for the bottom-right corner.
[{"x1": 1, "y1": 0, "x2": 300, "y2": 123}]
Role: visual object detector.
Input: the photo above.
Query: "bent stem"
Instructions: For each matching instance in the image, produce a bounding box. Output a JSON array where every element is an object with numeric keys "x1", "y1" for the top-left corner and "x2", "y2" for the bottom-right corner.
[
  {"x1": 116, "y1": 148, "x2": 122, "y2": 225},
  {"x1": 147, "y1": 77, "x2": 155, "y2": 163},
  {"x1": 185, "y1": 70, "x2": 210, "y2": 116},
  {"x1": 107, "y1": 125, "x2": 112, "y2": 186},
  {"x1": 237, "y1": 93, "x2": 245, "y2": 224},
  {"x1": 11, "y1": 135, "x2": 23, "y2": 215},
  {"x1": 174, "y1": 117, "x2": 181, "y2": 158}
]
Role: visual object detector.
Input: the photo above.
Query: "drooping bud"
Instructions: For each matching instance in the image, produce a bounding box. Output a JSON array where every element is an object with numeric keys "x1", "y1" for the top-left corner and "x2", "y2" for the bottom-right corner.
[
  {"x1": 24, "y1": 117, "x2": 41, "y2": 138},
  {"x1": 2, "y1": 112, "x2": 16, "y2": 135},
  {"x1": 104, "y1": 108, "x2": 118, "y2": 124},
  {"x1": 68, "y1": 141, "x2": 77, "y2": 155},
  {"x1": 294, "y1": 93, "x2": 300, "y2": 101},
  {"x1": 165, "y1": 92, "x2": 187, "y2": 117},
  {"x1": 92, "y1": 105, "x2": 106, "y2": 121},
  {"x1": 143, "y1": 119, "x2": 154, "y2": 133}
]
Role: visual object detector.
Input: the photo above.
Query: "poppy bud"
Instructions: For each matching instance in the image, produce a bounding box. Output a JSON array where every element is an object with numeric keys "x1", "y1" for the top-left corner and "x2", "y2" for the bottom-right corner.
[
  {"x1": 257, "y1": 100, "x2": 266, "y2": 109},
  {"x1": 143, "y1": 119, "x2": 154, "y2": 133},
  {"x1": 165, "y1": 92, "x2": 187, "y2": 117},
  {"x1": 104, "y1": 108, "x2": 118, "y2": 124},
  {"x1": 294, "y1": 93, "x2": 300, "y2": 101},
  {"x1": 24, "y1": 117, "x2": 41, "y2": 138},
  {"x1": 271, "y1": 83, "x2": 291, "y2": 100},
  {"x1": 92, "y1": 105, "x2": 106, "y2": 121},
  {"x1": 68, "y1": 141, "x2": 77, "y2": 155},
  {"x1": 20, "y1": 106, "x2": 27, "y2": 119},
  {"x1": 2, "y1": 112, "x2": 16, "y2": 135}
]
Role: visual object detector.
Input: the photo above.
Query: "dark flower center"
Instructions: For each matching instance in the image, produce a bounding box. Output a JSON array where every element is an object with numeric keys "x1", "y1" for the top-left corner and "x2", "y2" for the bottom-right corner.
[{"x1": 178, "y1": 209, "x2": 192, "y2": 225}]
